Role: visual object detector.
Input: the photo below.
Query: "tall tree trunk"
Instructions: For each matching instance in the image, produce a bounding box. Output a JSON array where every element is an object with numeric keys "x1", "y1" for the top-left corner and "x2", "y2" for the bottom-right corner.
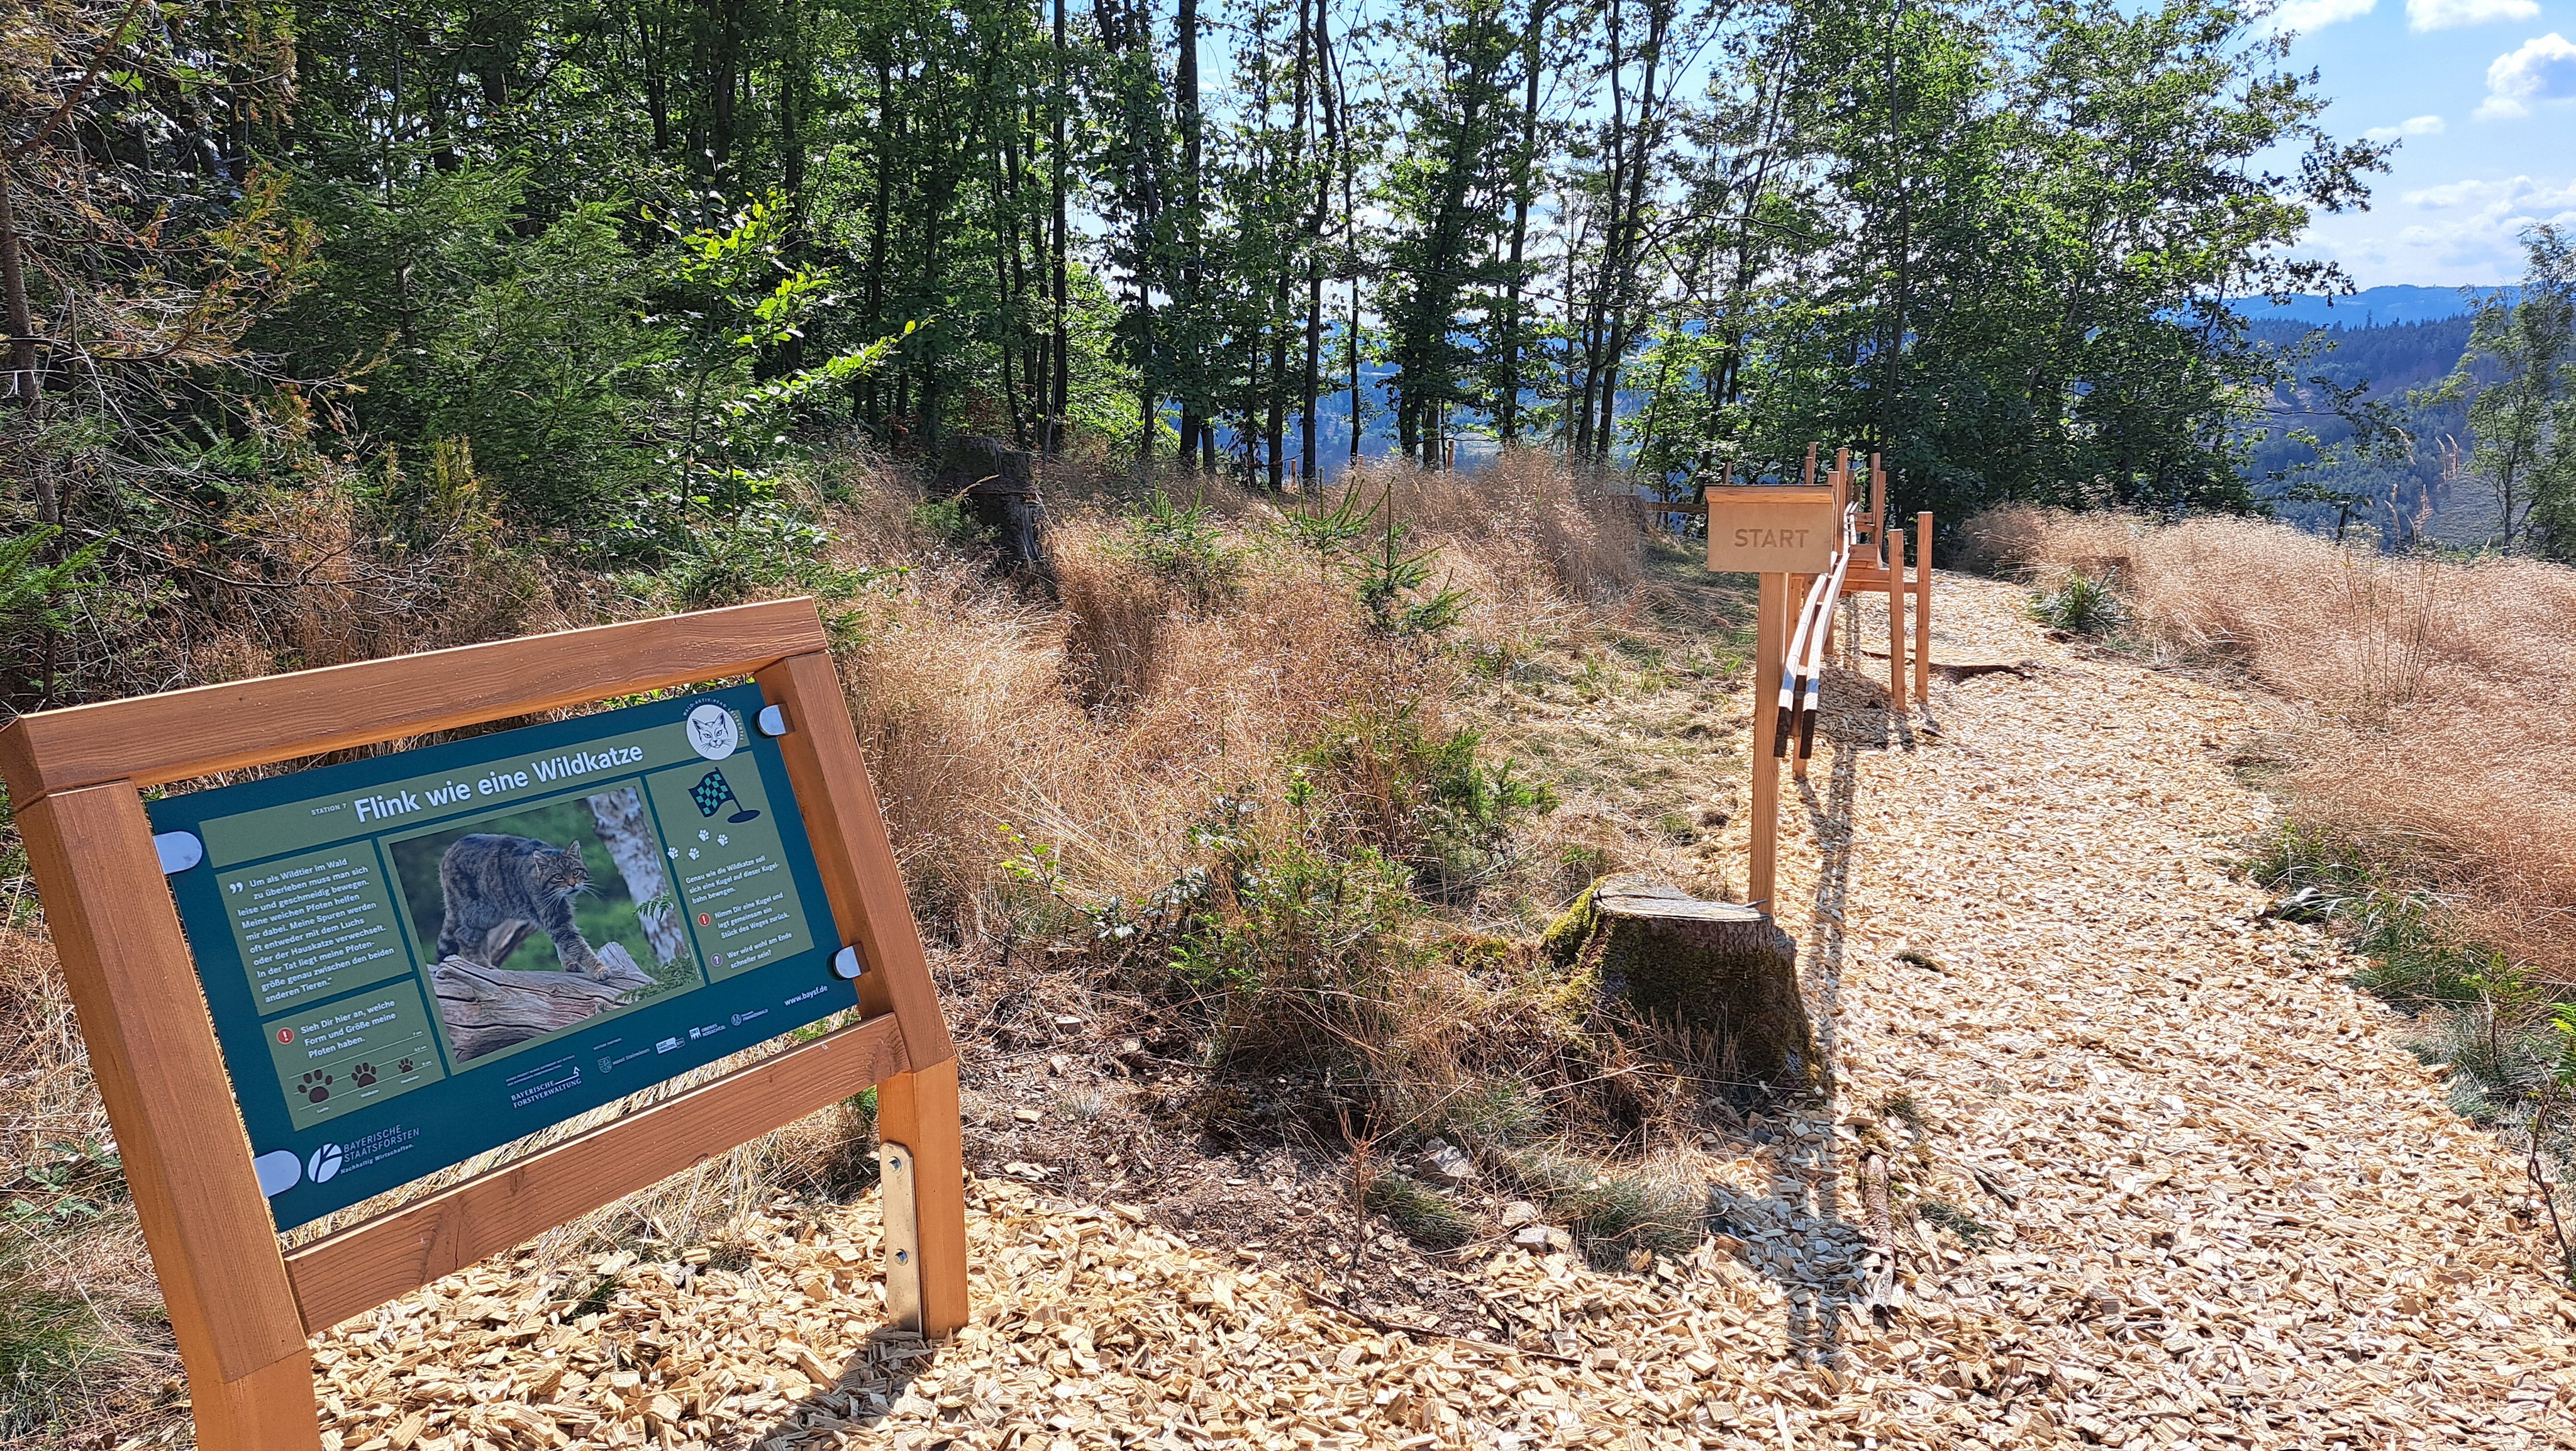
[
  {"x1": 1267, "y1": 324, "x2": 1288, "y2": 489},
  {"x1": 1304, "y1": 265, "x2": 1322, "y2": 484},
  {"x1": 1174, "y1": 0, "x2": 1206, "y2": 471},
  {"x1": 709, "y1": 0, "x2": 744, "y2": 176},
  {"x1": 1876, "y1": 0, "x2": 1911, "y2": 489},
  {"x1": 1051, "y1": 0, "x2": 1071, "y2": 452},
  {"x1": 865, "y1": 53, "x2": 893, "y2": 426},
  {"x1": 1497, "y1": 0, "x2": 1547, "y2": 445}
]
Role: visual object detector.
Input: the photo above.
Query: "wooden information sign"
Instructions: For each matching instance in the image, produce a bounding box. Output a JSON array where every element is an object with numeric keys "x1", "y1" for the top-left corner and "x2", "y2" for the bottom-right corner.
[
  {"x1": 0, "y1": 599, "x2": 969, "y2": 1450},
  {"x1": 1702, "y1": 485, "x2": 1836, "y2": 574}
]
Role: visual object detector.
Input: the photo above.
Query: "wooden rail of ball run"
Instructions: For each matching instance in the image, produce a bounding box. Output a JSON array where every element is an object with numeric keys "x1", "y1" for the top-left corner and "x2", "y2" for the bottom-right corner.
[{"x1": 1665, "y1": 445, "x2": 1931, "y2": 913}]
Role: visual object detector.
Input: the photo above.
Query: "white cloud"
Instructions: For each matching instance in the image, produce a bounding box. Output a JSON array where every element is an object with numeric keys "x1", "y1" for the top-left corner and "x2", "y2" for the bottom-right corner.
[
  {"x1": 2366, "y1": 174, "x2": 2576, "y2": 277},
  {"x1": 2302, "y1": 174, "x2": 2575, "y2": 287},
  {"x1": 2479, "y1": 33, "x2": 2576, "y2": 119},
  {"x1": 2406, "y1": 0, "x2": 2538, "y2": 30},
  {"x1": 2271, "y1": 0, "x2": 2375, "y2": 33},
  {"x1": 2363, "y1": 114, "x2": 2448, "y2": 140}
]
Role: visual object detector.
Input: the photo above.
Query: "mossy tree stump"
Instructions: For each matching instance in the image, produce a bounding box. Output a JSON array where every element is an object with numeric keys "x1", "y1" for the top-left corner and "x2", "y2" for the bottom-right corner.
[{"x1": 1544, "y1": 874, "x2": 1825, "y2": 1093}]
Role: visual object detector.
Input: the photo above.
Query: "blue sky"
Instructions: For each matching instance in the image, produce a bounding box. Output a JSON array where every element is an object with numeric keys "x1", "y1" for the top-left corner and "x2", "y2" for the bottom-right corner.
[{"x1": 2280, "y1": 0, "x2": 2576, "y2": 286}]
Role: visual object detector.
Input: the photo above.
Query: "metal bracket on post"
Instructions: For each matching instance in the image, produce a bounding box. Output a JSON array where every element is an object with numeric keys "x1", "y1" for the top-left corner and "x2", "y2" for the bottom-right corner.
[{"x1": 878, "y1": 1142, "x2": 923, "y2": 1333}]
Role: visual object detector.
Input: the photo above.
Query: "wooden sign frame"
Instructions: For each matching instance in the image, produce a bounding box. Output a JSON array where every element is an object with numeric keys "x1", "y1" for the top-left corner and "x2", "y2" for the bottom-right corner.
[{"x1": 0, "y1": 599, "x2": 969, "y2": 1450}]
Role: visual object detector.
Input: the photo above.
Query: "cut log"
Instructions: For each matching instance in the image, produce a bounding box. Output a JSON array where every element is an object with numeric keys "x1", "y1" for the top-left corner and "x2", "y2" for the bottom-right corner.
[
  {"x1": 430, "y1": 955, "x2": 644, "y2": 1063},
  {"x1": 1542, "y1": 874, "x2": 1825, "y2": 1093}
]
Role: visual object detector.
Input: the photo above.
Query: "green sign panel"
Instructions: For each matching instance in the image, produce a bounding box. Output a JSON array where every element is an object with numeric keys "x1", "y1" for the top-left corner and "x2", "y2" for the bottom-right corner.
[{"x1": 149, "y1": 686, "x2": 852, "y2": 1229}]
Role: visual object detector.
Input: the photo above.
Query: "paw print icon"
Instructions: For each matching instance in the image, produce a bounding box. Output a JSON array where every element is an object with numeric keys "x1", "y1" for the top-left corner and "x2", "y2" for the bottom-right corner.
[
  {"x1": 716, "y1": 833, "x2": 729, "y2": 846},
  {"x1": 298, "y1": 1070, "x2": 333, "y2": 1104},
  {"x1": 397, "y1": 1057, "x2": 417, "y2": 1074},
  {"x1": 350, "y1": 1062, "x2": 379, "y2": 1088}
]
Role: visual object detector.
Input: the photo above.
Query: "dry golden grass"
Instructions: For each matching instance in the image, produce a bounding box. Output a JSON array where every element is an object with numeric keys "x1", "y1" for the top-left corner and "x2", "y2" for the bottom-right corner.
[
  {"x1": 1964, "y1": 504, "x2": 2576, "y2": 983},
  {"x1": 822, "y1": 450, "x2": 1655, "y2": 941}
]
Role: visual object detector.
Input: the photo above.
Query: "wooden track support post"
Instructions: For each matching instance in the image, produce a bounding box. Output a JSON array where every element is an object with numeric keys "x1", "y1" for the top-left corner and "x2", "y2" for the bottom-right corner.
[
  {"x1": 1877, "y1": 454, "x2": 1903, "y2": 706},
  {"x1": 1914, "y1": 511, "x2": 1933, "y2": 704},
  {"x1": 1749, "y1": 572, "x2": 1787, "y2": 910}
]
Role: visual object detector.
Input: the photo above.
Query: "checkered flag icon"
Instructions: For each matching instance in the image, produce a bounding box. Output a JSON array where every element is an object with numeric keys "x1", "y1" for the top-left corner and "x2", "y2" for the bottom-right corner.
[{"x1": 690, "y1": 769, "x2": 738, "y2": 818}]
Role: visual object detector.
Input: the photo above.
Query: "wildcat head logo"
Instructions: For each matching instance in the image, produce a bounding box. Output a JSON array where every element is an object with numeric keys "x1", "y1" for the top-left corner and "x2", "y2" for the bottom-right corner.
[
  {"x1": 308, "y1": 1143, "x2": 345, "y2": 1184},
  {"x1": 685, "y1": 703, "x2": 739, "y2": 761}
]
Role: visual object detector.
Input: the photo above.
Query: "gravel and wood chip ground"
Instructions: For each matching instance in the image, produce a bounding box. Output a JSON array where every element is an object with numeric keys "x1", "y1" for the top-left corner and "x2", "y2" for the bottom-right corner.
[{"x1": 308, "y1": 574, "x2": 2576, "y2": 1451}]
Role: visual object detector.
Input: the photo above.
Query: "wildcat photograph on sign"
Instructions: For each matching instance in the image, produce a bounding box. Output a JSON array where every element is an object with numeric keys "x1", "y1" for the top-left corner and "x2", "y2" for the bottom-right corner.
[{"x1": 386, "y1": 786, "x2": 694, "y2": 1064}]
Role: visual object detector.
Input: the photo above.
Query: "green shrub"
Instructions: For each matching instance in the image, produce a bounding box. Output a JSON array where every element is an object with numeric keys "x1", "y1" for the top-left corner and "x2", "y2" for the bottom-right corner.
[
  {"x1": 1167, "y1": 833, "x2": 1421, "y2": 1087},
  {"x1": 2028, "y1": 570, "x2": 2128, "y2": 636},
  {"x1": 1363, "y1": 1172, "x2": 1478, "y2": 1250},
  {"x1": 1118, "y1": 492, "x2": 1242, "y2": 609},
  {"x1": 1291, "y1": 703, "x2": 1558, "y2": 901}
]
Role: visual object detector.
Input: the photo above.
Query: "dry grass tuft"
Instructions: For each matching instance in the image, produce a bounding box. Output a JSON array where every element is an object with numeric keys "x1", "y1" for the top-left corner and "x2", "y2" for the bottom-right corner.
[{"x1": 1966, "y1": 505, "x2": 2576, "y2": 984}]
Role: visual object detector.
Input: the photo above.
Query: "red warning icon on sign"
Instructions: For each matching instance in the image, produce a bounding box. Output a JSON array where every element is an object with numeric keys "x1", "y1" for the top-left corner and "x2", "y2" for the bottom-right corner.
[
  {"x1": 276, "y1": 1027, "x2": 295, "y2": 1043},
  {"x1": 698, "y1": 912, "x2": 712, "y2": 926}
]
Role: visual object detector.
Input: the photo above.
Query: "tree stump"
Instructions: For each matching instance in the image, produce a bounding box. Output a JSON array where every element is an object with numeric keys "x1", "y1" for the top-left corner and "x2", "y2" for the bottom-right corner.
[
  {"x1": 430, "y1": 943, "x2": 652, "y2": 1063},
  {"x1": 936, "y1": 434, "x2": 1048, "y2": 573},
  {"x1": 1543, "y1": 874, "x2": 1825, "y2": 1093}
]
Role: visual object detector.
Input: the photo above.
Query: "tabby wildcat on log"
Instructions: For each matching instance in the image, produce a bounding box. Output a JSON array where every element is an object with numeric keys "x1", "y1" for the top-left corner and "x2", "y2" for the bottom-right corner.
[{"x1": 435, "y1": 834, "x2": 608, "y2": 978}]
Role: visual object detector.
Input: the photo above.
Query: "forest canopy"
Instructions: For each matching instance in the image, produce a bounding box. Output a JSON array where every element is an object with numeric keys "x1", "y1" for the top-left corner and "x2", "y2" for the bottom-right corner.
[{"x1": 4, "y1": 0, "x2": 2388, "y2": 706}]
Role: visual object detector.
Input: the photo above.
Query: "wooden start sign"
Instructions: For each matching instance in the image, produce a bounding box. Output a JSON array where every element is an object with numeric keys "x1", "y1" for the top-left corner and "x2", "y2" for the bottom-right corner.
[
  {"x1": 0, "y1": 599, "x2": 969, "y2": 1450},
  {"x1": 1703, "y1": 485, "x2": 1838, "y2": 574}
]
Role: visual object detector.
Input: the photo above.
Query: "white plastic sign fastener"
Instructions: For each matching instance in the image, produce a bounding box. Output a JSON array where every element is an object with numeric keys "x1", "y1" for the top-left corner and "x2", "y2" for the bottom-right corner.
[{"x1": 154, "y1": 831, "x2": 204, "y2": 875}]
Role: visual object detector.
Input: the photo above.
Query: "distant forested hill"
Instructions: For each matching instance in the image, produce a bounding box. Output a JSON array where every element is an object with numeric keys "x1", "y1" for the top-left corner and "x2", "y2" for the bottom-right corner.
[
  {"x1": 2242, "y1": 314, "x2": 2484, "y2": 546},
  {"x1": 2232, "y1": 284, "x2": 2496, "y2": 328}
]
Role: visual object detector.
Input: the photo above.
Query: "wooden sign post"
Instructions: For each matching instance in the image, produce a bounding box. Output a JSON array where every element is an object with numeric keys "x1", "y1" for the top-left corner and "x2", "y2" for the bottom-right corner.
[
  {"x1": 0, "y1": 599, "x2": 969, "y2": 1450},
  {"x1": 1706, "y1": 484, "x2": 1837, "y2": 910},
  {"x1": 1706, "y1": 452, "x2": 1934, "y2": 918}
]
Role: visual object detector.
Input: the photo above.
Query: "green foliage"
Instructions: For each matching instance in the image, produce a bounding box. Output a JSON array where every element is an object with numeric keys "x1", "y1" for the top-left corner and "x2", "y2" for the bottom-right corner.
[
  {"x1": 1363, "y1": 1172, "x2": 1479, "y2": 1250},
  {"x1": 1116, "y1": 493, "x2": 1243, "y2": 609},
  {"x1": 2028, "y1": 572, "x2": 2130, "y2": 636},
  {"x1": 1, "y1": 1142, "x2": 126, "y2": 1235},
  {"x1": 2416, "y1": 225, "x2": 2576, "y2": 557},
  {"x1": 0, "y1": 1283, "x2": 108, "y2": 1438},
  {"x1": 2248, "y1": 820, "x2": 2486, "y2": 1010},
  {"x1": 0, "y1": 528, "x2": 106, "y2": 638},
  {"x1": 1274, "y1": 489, "x2": 1377, "y2": 577},
  {"x1": 1344, "y1": 476, "x2": 1467, "y2": 638},
  {"x1": 1291, "y1": 703, "x2": 1558, "y2": 899}
]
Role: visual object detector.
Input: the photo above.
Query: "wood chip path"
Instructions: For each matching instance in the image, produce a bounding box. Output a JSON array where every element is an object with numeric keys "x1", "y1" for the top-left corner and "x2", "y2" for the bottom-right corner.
[{"x1": 305, "y1": 575, "x2": 2576, "y2": 1451}]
